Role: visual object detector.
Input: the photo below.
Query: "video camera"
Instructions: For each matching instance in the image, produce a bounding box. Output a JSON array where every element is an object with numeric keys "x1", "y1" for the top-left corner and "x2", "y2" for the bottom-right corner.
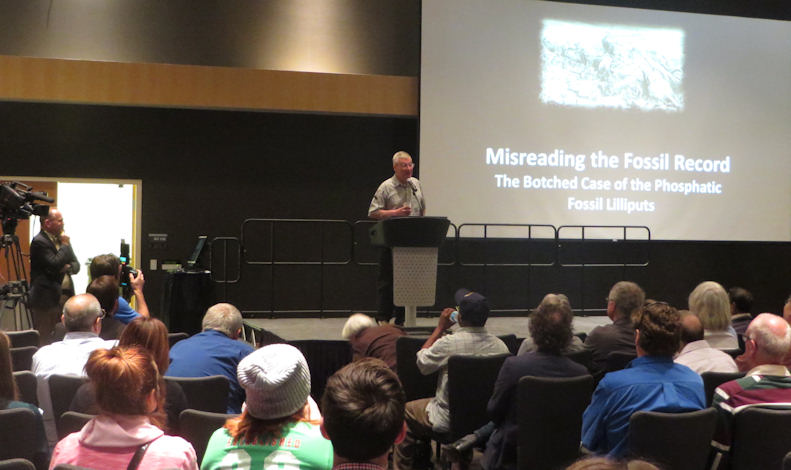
[
  {"x1": 119, "y1": 240, "x2": 138, "y2": 298},
  {"x1": 1, "y1": 182, "x2": 52, "y2": 241}
]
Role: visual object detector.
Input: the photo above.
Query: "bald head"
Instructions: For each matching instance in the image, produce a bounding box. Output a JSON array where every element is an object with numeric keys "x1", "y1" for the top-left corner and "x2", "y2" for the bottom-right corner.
[
  {"x1": 42, "y1": 208, "x2": 64, "y2": 236},
  {"x1": 62, "y1": 293, "x2": 103, "y2": 332},
  {"x1": 680, "y1": 312, "x2": 704, "y2": 345},
  {"x1": 745, "y1": 313, "x2": 791, "y2": 365}
]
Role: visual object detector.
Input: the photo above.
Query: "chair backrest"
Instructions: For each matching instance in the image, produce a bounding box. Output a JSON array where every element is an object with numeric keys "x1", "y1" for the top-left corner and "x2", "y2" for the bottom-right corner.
[
  {"x1": 564, "y1": 348, "x2": 594, "y2": 373},
  {"x1": 48, "y1": 374, "x2": 89, "y2": 438},
  {"x1": 58, "y1": 411, "x2": 95, "y2": 440},
  {"x1": 287, "y1": 340, "x2": 353, "y2": 401},
  {"x1": 731, "y1": 407, "x2": 791, "y2": 470},
  {"x1": 0, "y1": 459, "x2": 36, "y2": 470},
  {"x1": 447, "y1": 353, "x2": 510, "y2": 442},
  {"x1": 167, "y1": 332, "x2": 189, "y2": 348},
  {"x1": 6, "y1": 330, "x2": 40, "y2": 348},
  {"x1": 179, "y1": 408, "x2": 237, "y2": 463},
  {"x1": 605, "y1": 350, "x2": 636, "y2": 372},
  {"x1": 12, "y1": 371, "x2": 38, "y2": 407},
  {"x1": 164, "y1": 375, "x2": 229, "y2": 413},
  {"x1": 517, "y1": 375, "x2": 594, "y2": 470},
  {"x1": 627, "y1": 408, "x2": 718, "y2": 470},
  {"x1": 10, "y1": 346, "x2": 37, "y2": 372},
  {"x1": 395, "y1": 336, "x2": 438, "y2": 402},
  {"x1": 498, "y1": 334, "x2": 521, "y2": 355},
  {"x1": 701, "y1": 371, "x2": 744, "y2": 407},
  {"x1": 722, "y1": 348, "x2": 742, "y2": 359},
  {"x1": 0, "y1": 408, "x2": 40, "y2": 464}
]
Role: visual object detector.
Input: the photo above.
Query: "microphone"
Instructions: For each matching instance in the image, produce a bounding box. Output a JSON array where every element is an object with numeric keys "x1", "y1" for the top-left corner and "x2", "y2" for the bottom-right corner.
[{"x1": 409, "y1": 180, "x2": 423, "y2": 215}]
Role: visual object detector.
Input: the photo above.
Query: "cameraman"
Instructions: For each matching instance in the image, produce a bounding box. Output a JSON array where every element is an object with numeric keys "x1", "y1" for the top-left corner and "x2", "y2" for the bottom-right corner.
[{"x1": 89, "y1": 253, "x2": 149, "y2": 323}]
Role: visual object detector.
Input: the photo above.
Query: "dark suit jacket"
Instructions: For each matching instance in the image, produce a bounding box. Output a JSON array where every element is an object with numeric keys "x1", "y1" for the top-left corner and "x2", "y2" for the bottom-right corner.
[{"x1": 29, "y1": 230, "x2": 79, "y2": 308}]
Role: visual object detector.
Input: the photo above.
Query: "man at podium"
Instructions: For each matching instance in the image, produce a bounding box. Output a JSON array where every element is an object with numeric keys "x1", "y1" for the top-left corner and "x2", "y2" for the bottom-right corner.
[{"x1": 368, "y1": 150, "x2": 425, "y2": 325}]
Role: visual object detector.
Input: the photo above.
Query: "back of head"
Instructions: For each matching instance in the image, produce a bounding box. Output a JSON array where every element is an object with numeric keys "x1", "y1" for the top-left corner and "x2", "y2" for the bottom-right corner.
[
  {"x1": 635, "y1": 302, "x2": 681, "y2": 357},
  {"x1": 609, "y1": 281, "x2": 645, "y2": 321},
  {"x1": 679, "y1": 312, "x2": 705, "y2": 345},
  {"x1": 565, "y1": 457, "x2": 660, "y2": 470},
  {"x1": 202, "y1": 303, "x2": 243, "y2": 338},
  {"x1": 87, "y1": 275, "x2": 119, "y2": 315},
  {"x1": 63, "y1": 293, "x2": 102, "y2": 332},
  {"x1": 321, "y1": 358, "x2": 405, "y2": 461},
  {"x1": 0, "y1": 331, "x2": 16, "y2": 402},
  {"x1": 341, "y1": 313, "x2": 377, "y2": 340},
  {"x1": 85, "y1": 346, "x2": 161, "y2": 417},
  {"x1": 746, "y1": 313, "x2": 791, "y2": 363},
  {"x1": 689, "y1": 281, "x2": 730, "y2": 331},
  {"x1": 728, "y1": 287, "x2": 753, "y2": 314},
  {"x1": 119, "y1": 317, "x2": 170, "y2": 374},
  {"x1": 529, "y1": 293, "x2": 574, "y2": 354},
  {"x1": 455, "y1": 288, "x2": 490, "y2": 327},
  {"x1": 89, "y1": 253, "x2": 120, "y2": 280}
]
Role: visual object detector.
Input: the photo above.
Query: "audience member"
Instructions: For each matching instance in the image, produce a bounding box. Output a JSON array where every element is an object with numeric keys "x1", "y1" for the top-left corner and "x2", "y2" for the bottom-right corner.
[
  {"x1": 202, "y1": 344, "x2": 333, "y2": 470},
  {"x1": 688, "y1": 281, "x2": 738, "y2": 349},
  {"x1": 321, "y1": 358, "x2": 406, "y2": 470},
  {"x1": 581, "y1": 302, "x2": 704, "y2": 458},
  {"x1": 88, "y1": 275, "x2": 126, "y2": 340},
  {"x1": 710, "y1": 313, "x2": 791, "y2": 469},
  {"x1": 70, "y1": 317, "x2": 187, "y2": 434},
  {"x1": 584, "y1": 281, "x2": 645, "y2": 372},
  {"x1": 167, "y1": 303, "x2": 254, "y2": 414},
  {"x1": 674, "y1": 312, "x2": 738, "y2": 374},
  {"x1": 483, "y1": 294, "x2": 589, "y2": 470},
  {"x1": 728, "y1": 287, "x2": 753, "y2": 336},
  {"x1": 89, "y1": 253, "x2": 149, "y2": 323},
  {"x1": 50, "y1": 347, "x2": 198, "y2": 469},
  {"x1": 341, "y1": 313, "x2": 405, "y2": 371},
  {"x1": 565, "y1": 456, "x2": 660, "y2": 470},
  {"x1": 31, "y1": 293, "x2": 116, "y2": 446},
  {"x1": 393, "y1": 288, "x2": 509, "y2": 470},
  {"x1": 0, "y1": 331, "x2": 48, "y2": 468}
]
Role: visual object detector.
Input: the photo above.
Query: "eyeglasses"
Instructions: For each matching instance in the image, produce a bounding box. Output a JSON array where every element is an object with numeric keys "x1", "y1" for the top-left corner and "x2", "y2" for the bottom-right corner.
[
  {"x1": 99, "y1": 309, "x2": 107, "y2": 320},
  {"x1": 397, "y1": 162, "x2": 415, "y2": 169}
]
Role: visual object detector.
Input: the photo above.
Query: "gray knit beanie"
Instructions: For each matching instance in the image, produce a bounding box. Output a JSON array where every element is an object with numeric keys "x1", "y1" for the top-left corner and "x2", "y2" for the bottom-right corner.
[{"x1": 237, "y1": 344, "x2": 311, "y2": 419}]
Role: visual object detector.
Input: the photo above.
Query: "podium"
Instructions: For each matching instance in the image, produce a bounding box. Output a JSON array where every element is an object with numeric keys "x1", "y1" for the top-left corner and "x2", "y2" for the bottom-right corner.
[{"x1": 370, "y1": 216, "x2": 450, "y2": 326}]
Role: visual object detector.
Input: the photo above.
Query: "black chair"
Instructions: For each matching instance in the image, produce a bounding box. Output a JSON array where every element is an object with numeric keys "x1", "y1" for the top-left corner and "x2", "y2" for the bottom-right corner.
[
  {"x1": 395, "y1": 336, "x2": 438, "y2": 402},
  {"x1": 167, "y1": 332, "x2": 189, "y2": 348},
  {"x1": 498, "y1": 334, "x2": 520, "y2": 355},
  {"x1": 564, "y1": 348, "x2": 594, "y2": 373},
  {"x1": 722, "y1": 348, "x2": 742, "y2": 359},
  {"x1": 701, "y1": 371, "x2": 744, "y2": 407},
  {"x1": 627, "y1": 408, "x2": 717, "y2": 470},
  {"x1": 517, "y1": 374, "x2": 595, "y2": 470},
  {"x1": 179, "y1": 409, "x2": 238, "y2": 463},
  {"x1": 0, "y1": 408, "x2": 43, "y2": 469},
  {"x1": 604, "y1": 350, "x2": 636, "y2": 373},
  {"x1": 53, "y1": 465, "x2": 92, "y2": 470},
  {"x1": 0, "y1": 459, "x2": 35, "y2": 470},
  {"x1": 48, "y1": 374, "x2": 88, "y2": 439},
  {"x1": 6, "y1": 330, "x2": 39, "y2": 348},
  {"x1": 287, "y1": 339, "x2": 353, "y2": 401},
  {"x1": 731, "y1": 407, "x2": 791, "y2": 470},
  {"x1": 164, "y1": 375, "x2": 229, "y2": 413},
  {"x1": 12, "y1": 371, "x2": 38, "y2": 407},
  {"x1": 10, "y1": 346, "x2": 37, "y2": 372},
  {"x1": 58, "y1": 411, "x2": 95, "y2": 439}
]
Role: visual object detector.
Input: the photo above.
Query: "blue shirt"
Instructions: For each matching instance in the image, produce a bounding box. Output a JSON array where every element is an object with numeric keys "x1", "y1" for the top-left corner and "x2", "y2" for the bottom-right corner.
[
  {"x1": 114, "y1": 297, "x2": 141, "y2": 324},
  {"x1": 167, "y1": 329, "x2": 254, "y2": 413},
  {"x1": 581, "y1": 355, "x2": 705, "y2": 457}
]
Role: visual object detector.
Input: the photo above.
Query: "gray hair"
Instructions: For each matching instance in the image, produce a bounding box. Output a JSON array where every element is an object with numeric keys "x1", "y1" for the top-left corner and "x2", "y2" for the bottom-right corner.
[
  {"x1": 341, "y1": 313, "x2": 377, "y2": 340},
  {"x1": 608, "y1": 281, "x2": 645, "y2": 320},
  {"x1": 688, "y1": 281, "x2": 730, "y2": 331},
  {"x1": 202, "y1": 303, "x2": 243, "y2": 338},
  {"x1": 748, "y1": 314, "x2": 791, "y2": 361},
  {"x1": 63, "y1": 294, "x2": 102, "y2": 332},
  {"x1": 392, "y1": 151, "x2": 412, "y2": 166}
]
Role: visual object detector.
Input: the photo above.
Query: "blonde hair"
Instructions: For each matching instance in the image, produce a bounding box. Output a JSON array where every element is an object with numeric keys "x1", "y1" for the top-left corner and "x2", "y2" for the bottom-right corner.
[{"x1": 688, "y1": 281, "x2": 730, "y2": 331}]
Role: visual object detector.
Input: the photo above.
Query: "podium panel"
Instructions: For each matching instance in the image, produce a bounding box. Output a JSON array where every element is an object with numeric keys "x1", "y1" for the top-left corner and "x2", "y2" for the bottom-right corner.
[{"x1": 392, "y1": 247, "x2": 439, "y2": 307}]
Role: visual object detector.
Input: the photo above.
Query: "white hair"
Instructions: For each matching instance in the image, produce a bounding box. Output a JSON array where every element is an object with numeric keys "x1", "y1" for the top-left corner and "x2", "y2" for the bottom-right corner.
[
  {"x1": 341, "y1": 313, "x2": 377, "y2": 340},
  {"x1": 392, "y1": 151, "x2": 412, "y2": 166}
]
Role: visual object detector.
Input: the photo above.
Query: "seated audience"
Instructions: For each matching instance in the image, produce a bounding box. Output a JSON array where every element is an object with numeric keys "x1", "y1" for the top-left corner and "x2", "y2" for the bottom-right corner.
[
  {"x1": 710, "y1": 313, "x2": 791, "y2": 469},
  {"x1": 394, "y1": 288, "x2": 509, "y2": 470},
  {"x1": 728, "y1": 287, "x2": 753, "y2": 336},
  {"x1": 50, "y1": 347, "x2": 198, "y2": 469},
  {"x1": 88, "y1": 275, "x2": 126, "y2": 340},
  {"x1": 70, "y1": 316, "x2": 187, "y2": 434},
  {"x1": 31, "y1": 293, "x2": 117, "y2": 446},
  {"x1": 584, "y1": 281, "x2": 645, "y2": 372},
  {"x1": 201, "y1": 344, "x2": 333, "y2": 470},
  {"x1": 581, "y1": 302, "x2": 705, "y2": 458},
  {"x1": 89, "y1": 253, "x2": 149, "y2": 323},
  {"x1": 167, "y1": 303, "x2": 254, "y2": 414},
  {"x1": 321, "y1": 358, "x2": 407, "y2": 470},
  {"x1": 688, "y1": 281, "x2": 738, "y2": 349},
  {"x1": 674, "y1": 312, "x2": 738, "y2": 374},
  {"x1": 484, "y1": 294, "x2": 589, "y2": 470},
  {"x1": 341, "y1": 313, "x2": 405, "y2": 371},
  {"x1": 0, "y1": 331, "x2": 48, "y2": 468}
]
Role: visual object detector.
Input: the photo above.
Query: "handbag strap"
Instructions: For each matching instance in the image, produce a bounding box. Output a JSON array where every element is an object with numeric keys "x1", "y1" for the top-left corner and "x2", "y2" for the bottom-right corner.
[{"x1": 127, "y1": 435, "x2": 161, "y2": 470}]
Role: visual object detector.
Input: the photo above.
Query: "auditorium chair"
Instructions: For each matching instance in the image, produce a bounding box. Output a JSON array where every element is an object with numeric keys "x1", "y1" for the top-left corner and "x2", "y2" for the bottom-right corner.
[
  {"x1": 164, "y1": 375, "x2": 229, "y2": 414},
  {"x1": 6, "y1": 330, "x2": 39, "y2": 348},
  {"x1": 12, "y1": 370, "x2": 37, "y2": 407},
  {"x1": 0, "y1": 459, "x2": 35, "y2": 470},
  {"x1": 604, "y1": 350, "x2": 636, "y2": 372},
  {"x1": 0, "y1": 408, "x2": 44, "y2": 469},
  {"x1": 58, "y1": 411, "x2": 95, "y2": 439},
  {"x1": 497, "y1": 334, "x2": 521, "y2": 355},
  {"x1": 48, "y1": 374, "x2": 88, "y2": 439},
  {"x1": 564, "y1": 347, "x2": 594, "y2": 373},
  {"x1": 167, "y1": 332, "x2": 189, "y2": 348},
  {"x1": 627, "y1": 408, "x2": 717, "y2": 470},
  {"x1": 517, "y1": 374, "x2": 594, "y2": 470},
  {"x1": 287, "y1": 339, "x2": 353, "y2": 401},
  {"x1": 731, "y1": 407, "x2": 791, "y2": 470},
  {"x1": 179, "y1": 409, "x2": 238, "y2": 462},
  {"x1": 701, "y1": 371, "x2": 744, "y2": 407},
  {"x1": 395, "y1": 336, "x2": 438, "y2": 402},
  {"x1": 10, "y1": 346, "x2": 37, "y2": 372}
]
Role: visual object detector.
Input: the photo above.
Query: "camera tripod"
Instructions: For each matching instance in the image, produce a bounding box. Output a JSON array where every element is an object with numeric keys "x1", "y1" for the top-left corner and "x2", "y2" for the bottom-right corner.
[{"x1": 1, "y1": 218, "x2": 34, "y2": 331}]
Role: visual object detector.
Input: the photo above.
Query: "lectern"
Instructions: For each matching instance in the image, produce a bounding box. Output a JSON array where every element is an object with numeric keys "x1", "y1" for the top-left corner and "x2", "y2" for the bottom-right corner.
[{"x1": 370, "y1": 216, "x2": 450, "y2": 327}]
